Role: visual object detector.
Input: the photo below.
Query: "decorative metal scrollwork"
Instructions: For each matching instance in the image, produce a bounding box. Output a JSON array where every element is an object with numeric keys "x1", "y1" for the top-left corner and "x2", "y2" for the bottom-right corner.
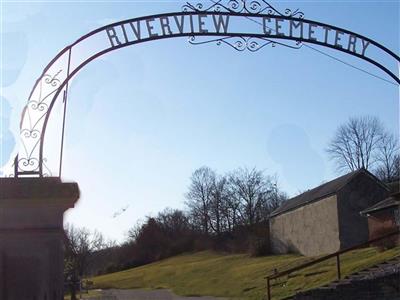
[
  {"x1": 189, "y1": 36, "x2": 302, "y2": 52},
  {"x1": 183, "y1": 0, "x2": 304, "y2": 18},
  {"x1": 15, "y1": 68, "x2": 64, "y2": 176}
]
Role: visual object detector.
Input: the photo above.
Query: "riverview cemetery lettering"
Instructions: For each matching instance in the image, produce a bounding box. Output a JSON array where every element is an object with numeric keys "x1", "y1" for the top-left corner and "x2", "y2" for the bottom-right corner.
[{"x1": 105, "y1": 14, "x2": 370, "y2": 56}]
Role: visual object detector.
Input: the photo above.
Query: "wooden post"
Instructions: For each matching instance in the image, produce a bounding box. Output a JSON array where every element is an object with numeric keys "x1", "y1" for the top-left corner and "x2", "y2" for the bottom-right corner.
[
  {"x1": 266, "y1": 277, "x2": 271, "y2": 300},
  {"x1": 336, "y1": 254, "x2": 341, "y2": 280}
]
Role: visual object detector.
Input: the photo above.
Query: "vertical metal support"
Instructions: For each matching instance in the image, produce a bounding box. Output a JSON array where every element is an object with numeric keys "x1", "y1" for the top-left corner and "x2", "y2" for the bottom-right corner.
[
  {"x1": 14, "y1": 155, "x2": 18, "y2": 177},
  {"x1": 336, "y1": 254, "x2": 341, "y2": 280},
  {"x1": 266, "y1": 277, "x2": 271, "y2": 300},
  {"x1": 59, "y1": 48, "x2": 72, "y2": 177}
]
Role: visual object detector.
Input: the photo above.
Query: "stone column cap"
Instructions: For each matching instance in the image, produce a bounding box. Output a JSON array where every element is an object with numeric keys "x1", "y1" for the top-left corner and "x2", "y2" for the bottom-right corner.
[{"x1": 0, "y1": 177, "x2": 79, "y2": 203}]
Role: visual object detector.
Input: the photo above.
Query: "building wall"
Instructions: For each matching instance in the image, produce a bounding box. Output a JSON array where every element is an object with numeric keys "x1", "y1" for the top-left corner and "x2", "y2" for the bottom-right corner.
[
  {"x1": 270, "y1": 195, "x2": 340, "y2": 256},
  {"x1": 337, "y1": 174, "x2": 389, "y2": 249},
  {"x1": 368, "y1": 211, "x2": 396, "y2": 237},
  {"x1": 367, "y1": 210, "x2": 400, "y2": 246}
]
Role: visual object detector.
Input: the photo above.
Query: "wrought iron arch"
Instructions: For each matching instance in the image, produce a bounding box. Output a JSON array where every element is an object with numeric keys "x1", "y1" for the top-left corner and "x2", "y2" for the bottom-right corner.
[{"x1": 12, "y1": 1, "x2": 400, "y2": 177}]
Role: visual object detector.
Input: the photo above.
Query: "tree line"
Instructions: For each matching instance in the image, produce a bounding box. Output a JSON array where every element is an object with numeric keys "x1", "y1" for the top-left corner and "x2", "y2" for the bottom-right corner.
[{"x1": 185, "y1": 167, "x2": 287, "y2": 235}]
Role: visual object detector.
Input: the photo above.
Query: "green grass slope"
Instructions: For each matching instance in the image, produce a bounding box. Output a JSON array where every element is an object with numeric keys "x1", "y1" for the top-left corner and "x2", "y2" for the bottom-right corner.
[{"x1": 92, "y1": 247, "x2": 400, "y2": 300}]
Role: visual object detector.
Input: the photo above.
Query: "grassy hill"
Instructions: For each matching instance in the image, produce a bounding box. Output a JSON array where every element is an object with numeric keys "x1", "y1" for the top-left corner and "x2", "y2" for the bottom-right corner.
[{"x1": 92, "y1": 246, "x2": 400, "y2": 300}]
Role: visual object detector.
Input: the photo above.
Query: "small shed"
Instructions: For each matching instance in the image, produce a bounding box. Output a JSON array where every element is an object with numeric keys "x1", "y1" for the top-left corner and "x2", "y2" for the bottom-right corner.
[
  {"x1": 360, "y1": 192, "x2": 400, "y2": 245},
  {"x1": 269, "y1": 169, "x2": 389, "y2": 256}
]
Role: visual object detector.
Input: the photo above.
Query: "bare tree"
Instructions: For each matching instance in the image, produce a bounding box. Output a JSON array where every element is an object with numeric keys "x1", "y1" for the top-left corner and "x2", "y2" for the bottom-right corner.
[
  {"x1": 327, "y1": 116, "x2": 384, "y2": 172},
  {"x1": 327, "y1": 116, "x2": 400, "y2": 180},
  {"x1": 127, "y1": 219, "x2": 145, "y2": 242},
  {"x1": 185, "y1": 167, "x2": 215, "y2": 234},
  {"x1": 222, "y1": 183, "x2": 240, "y2": 232},
  {"x1": 375, "y1": 132, "x2": 400, "y2": 181},
  {"x1": 185, "y1": 167, "x2": 287, "y2": 235},
  {"x1": 156, "y1": 208, "x2": 191, "y2": 237},
  {"x1": 228, "y1": 168, "x2": 273, "y2": 226},
  {"x1": 209, "y1": 175, "x2": 229, "y2": 235},
  {"x1": 64, "y1": 224, "x2": 108, "y2": 300},
  {"x1": 262, "y1": 177, "x2": 287, "y2": 215}
]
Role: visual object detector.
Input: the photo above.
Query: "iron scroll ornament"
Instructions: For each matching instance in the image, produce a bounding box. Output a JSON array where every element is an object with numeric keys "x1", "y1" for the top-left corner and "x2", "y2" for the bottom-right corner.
[{"x1": 11, "y1": 1, "x2": 400, "y2": 177}]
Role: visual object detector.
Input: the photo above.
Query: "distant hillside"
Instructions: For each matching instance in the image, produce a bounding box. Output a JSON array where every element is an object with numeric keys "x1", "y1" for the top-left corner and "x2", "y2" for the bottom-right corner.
[{"x1": 92, "y1": 247, "x2": 400, "y2": 300}]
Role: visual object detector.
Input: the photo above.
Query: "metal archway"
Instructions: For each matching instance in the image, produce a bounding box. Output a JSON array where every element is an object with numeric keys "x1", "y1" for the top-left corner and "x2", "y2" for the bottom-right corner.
[{"x1": 13, "y1": 1, "x2": 400, "y2": 177}]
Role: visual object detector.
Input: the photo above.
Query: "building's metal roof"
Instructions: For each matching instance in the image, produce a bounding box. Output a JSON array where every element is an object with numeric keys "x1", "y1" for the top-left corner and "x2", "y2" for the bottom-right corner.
[{"x1": 270, "y1": 168, "x2": 386, "y2": 218}]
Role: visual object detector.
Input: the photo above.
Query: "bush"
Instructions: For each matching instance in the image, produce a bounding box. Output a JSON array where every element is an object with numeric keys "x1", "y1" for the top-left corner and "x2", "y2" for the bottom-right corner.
[{"x1": 249, "y1": 237, "x2": 270, "y2": 257}]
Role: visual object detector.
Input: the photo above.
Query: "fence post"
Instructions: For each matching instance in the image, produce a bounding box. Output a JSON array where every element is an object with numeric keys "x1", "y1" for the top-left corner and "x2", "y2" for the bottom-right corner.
[
  {"x1": 336, "y1": 254, "x2": 341, "y2": 280},
  {"x1": 266, "y1": 277, "x2": 271, "y2": 300}
]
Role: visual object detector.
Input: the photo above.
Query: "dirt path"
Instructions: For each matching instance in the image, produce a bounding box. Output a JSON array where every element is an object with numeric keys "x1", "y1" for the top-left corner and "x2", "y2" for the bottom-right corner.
[{"x1": 90, "y1": 289, "x2": 226, "y2": 300}]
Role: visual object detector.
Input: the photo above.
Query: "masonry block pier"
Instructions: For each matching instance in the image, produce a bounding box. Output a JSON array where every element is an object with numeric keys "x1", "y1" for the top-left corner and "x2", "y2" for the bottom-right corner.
[{"x1": 0, "y1": 177, "x2": 79, "y2": 300}]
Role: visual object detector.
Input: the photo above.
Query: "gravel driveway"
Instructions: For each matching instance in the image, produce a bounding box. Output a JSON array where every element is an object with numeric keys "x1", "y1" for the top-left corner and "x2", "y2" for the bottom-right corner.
[{"x1": 91, "y1": 289, "x2": 226, "y2": 300}]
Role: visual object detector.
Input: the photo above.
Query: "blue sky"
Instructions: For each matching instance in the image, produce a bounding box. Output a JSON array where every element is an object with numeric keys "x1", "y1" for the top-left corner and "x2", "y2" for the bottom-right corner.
[{"x1": 1, "y1": 1, "x2": 399, "y2": 242}]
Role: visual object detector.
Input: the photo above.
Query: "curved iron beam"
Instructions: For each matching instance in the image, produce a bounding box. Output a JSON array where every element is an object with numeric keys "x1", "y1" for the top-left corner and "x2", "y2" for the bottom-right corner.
[{"x1": 14, "y1": 11, "x2": 400, "y2": 177}]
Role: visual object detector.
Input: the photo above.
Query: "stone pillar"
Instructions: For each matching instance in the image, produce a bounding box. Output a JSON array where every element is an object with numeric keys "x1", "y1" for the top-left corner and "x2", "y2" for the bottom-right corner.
[{"x1": 0, "y1": 177, "x2": 79, "y2": 300}]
